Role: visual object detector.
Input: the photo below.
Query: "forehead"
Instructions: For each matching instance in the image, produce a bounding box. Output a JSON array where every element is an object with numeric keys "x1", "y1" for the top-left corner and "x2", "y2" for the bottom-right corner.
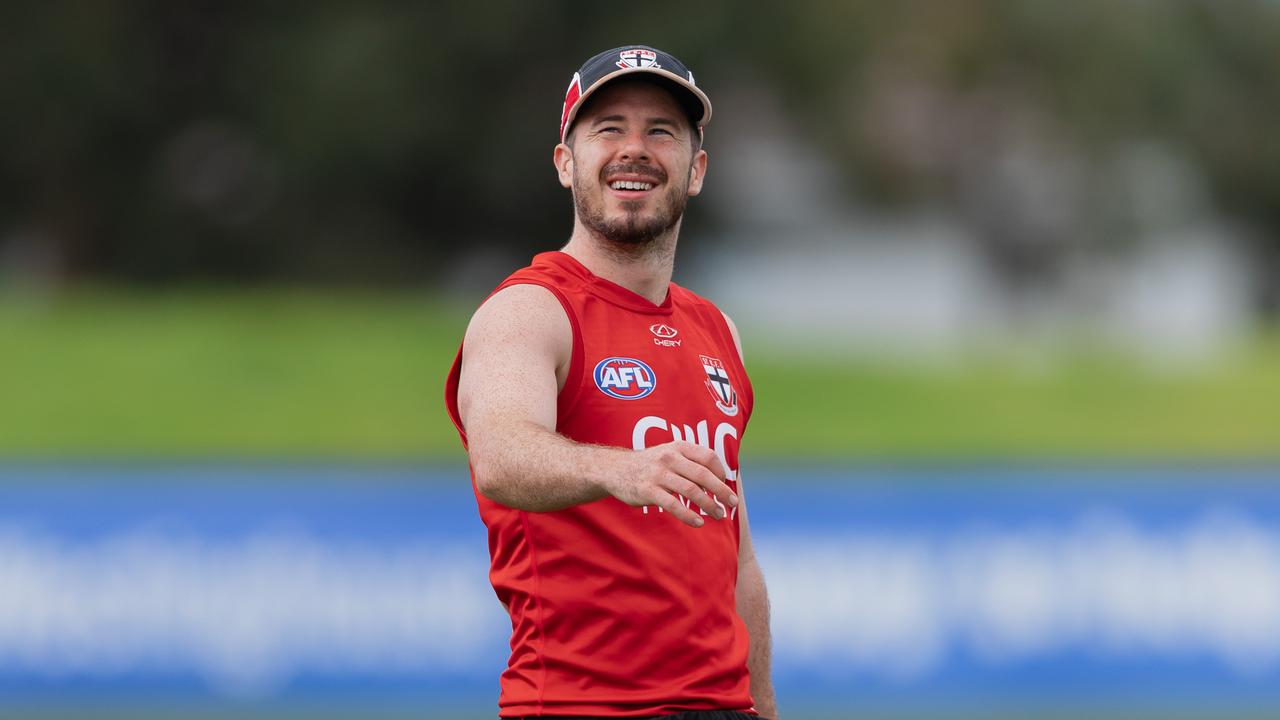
[{"x1": 576, "y1": 78, "x2": 687, "y2": 124}]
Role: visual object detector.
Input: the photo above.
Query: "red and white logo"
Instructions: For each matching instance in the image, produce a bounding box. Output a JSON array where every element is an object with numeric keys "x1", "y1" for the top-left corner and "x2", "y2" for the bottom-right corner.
[
  {"x1": 617, "y1": 49, "x2": 660, "y2": 70},
  {"x1": 699, "y1": 355, "x2": 739, "y2": 417},
  {"x1": 649, "y1": 323, "x2": 681, "y2": 348}
]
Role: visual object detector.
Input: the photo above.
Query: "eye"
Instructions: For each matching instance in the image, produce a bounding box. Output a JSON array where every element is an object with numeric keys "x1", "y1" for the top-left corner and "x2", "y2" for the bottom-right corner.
[
  {"x1": 649, "y1": 127, "x2": 674, "y2": 136},
  {"x1": 599, "y1": 126, "x2": 623, "y2": 134}
]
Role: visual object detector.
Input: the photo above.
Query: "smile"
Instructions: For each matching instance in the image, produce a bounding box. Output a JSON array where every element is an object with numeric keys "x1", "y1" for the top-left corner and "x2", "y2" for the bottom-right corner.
[{"x1": 609, "y1": 180, "x2": 654, "y2": 191}]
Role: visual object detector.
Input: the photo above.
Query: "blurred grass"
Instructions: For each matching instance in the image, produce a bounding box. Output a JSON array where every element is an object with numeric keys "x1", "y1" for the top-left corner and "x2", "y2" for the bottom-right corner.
[
  {"x1": 747, "y1": 344, "x2": 1280, "y2": 459},
  {"x1": 1, "y1": 287, "x2": 1278, "y2": 459},
  {"x1": 0, "y1": 287, "x2": 470, "y2": 459}
]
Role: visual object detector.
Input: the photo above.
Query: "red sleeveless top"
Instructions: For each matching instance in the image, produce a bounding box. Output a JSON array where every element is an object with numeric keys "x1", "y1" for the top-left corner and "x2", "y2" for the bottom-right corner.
[{"x1": 445, "y1": 251, "x2": 756, "y2": 717}]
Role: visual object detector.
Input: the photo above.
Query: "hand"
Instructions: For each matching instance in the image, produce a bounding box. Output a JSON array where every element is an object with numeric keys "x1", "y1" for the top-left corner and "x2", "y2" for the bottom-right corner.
[{"x1": 604, "y1": 441, "x2": 739, "y2": 527}]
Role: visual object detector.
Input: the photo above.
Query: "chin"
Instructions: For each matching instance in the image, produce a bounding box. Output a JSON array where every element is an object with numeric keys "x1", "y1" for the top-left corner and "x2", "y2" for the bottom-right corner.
[
  {"x1": 621, "y1": 208, "x2": 660, "y2": 223},
  {"x1": 613, "y1": 198, "x2": 651, "y2": 212}
]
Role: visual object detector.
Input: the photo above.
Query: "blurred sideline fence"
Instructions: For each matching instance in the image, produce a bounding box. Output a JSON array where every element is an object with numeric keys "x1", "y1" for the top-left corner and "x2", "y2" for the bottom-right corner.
[{"x1": 1, "y1": 465, "x2": 1280, "y2": 715}]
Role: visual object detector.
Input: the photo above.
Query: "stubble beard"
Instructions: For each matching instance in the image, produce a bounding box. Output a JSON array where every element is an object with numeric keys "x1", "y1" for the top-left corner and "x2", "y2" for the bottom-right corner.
[{"x1": 573, "y1": 163, "x2": 688, "y2": 254}]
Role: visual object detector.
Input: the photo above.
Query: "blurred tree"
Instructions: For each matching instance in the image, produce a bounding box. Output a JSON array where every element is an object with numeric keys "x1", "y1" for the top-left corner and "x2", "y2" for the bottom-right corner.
[
  {"x1": 749, "y1": 0, "x2": 1280, "y2": 317},
  {"x1": 0, "y1": 0, "x2": 1277, "y2": 316}
]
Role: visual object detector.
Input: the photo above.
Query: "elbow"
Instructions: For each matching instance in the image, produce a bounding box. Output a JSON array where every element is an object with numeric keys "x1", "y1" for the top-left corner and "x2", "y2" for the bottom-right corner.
[
  {"x1": 473, "y1": 453, "x2": 501, "y2": 499},
  {"x1": 470, "y1": 454, "x2": 509, "y2": 504}
]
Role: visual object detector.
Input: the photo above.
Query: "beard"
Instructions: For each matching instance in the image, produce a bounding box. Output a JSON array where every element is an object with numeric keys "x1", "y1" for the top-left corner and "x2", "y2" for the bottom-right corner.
[{"x1": 573, "y1": 162, "x2": 688, "y2": 247}]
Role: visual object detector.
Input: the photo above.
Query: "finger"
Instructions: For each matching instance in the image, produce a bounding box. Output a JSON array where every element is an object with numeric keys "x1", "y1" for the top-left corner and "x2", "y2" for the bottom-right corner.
[
  {"x1": 654, "y1": 490, "x2": 704, "y2": 528},
  {"x1": 667, "y1": 473, "x2": 725, "y2": 519},
  {"x1": 668, "y1": 459, "x2": 731, "y2": 517},
  {"x1": 670, "y1": 450, "x2": 742, "y2": 507},
  {"x1": 678, "y1": 443, "x2": 729, "y2": 484}
]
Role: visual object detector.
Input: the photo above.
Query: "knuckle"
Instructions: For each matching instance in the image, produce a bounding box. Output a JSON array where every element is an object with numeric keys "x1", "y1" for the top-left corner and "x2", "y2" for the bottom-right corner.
[
  {"x1": 661, "y1": 497, "x2": 682, "y2": 516},
  {"x1": 696, "y1": 449, "x2": 721, "y2": 470}
]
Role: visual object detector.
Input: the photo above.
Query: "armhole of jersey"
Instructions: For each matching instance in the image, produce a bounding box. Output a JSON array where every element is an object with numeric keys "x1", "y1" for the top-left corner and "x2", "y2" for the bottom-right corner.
[
  {"x1": 444, "y1": 279, "x2": 585, "y2": 446},
  {"x1": 706, "y1": 303, "x2": 754, "y2": 424},
  {"x1": 444, "y1": 346, "x2": 468, "y2": 447}
]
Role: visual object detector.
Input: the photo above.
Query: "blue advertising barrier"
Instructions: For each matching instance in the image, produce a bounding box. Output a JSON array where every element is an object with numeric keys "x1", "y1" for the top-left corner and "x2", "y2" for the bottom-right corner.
[{"x1": 1, "y1": 464, "x2": 1279, "y2": 715}]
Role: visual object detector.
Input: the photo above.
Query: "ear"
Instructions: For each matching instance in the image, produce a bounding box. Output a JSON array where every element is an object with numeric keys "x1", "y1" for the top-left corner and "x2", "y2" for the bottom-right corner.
[
  {"x1": 686, "y1": 148, "x2": 708, "y2": 197},
  {"x1": 553, "y1": 143, "x2": 574, "y2": 189}
]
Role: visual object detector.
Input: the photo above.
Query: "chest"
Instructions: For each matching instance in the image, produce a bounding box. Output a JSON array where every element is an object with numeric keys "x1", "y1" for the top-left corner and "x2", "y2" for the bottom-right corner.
[{"x1": 565, "y1": 302, "x2": 749, "y2": 479}]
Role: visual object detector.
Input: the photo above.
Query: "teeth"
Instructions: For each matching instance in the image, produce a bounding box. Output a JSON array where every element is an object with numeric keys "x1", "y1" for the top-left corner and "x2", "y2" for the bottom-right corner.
[{"x1": 610, "y1": 180, "x2": 653, "y2": 191}]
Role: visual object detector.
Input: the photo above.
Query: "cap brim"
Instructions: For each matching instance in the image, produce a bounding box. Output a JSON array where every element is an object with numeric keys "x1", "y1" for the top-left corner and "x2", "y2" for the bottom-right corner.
[{"x1": 560, "y1": 67, "x2": 712, "y2": 143}]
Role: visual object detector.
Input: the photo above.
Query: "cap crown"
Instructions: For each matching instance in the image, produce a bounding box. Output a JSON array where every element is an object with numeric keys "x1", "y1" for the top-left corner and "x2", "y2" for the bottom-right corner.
[{"x1": 559, "y1": 45, "x2": 711, "y2": 142}]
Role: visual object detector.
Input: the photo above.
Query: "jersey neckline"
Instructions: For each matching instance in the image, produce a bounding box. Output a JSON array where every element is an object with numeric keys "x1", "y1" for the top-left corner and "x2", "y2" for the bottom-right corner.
[{"x1": 535, "y1": 251, "x2": 676, "y2": 315}]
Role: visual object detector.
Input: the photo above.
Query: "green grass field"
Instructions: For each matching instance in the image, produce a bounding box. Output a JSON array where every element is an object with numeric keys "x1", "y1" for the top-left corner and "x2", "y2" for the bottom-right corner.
[{"x1": 2, "y1": 287, "x2": 1278, "y2": 460}]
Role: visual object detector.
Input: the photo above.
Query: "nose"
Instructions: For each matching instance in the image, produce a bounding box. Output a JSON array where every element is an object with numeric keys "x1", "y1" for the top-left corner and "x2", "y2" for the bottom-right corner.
[{"x1": 616, "y1": 129, "x2": 650, "y2": 163}]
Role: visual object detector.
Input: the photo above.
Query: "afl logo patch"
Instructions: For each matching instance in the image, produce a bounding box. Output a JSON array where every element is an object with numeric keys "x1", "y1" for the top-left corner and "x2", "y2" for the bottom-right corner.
[{"x1": 594, "y1": 357, "x2": 657, "y2": 400}]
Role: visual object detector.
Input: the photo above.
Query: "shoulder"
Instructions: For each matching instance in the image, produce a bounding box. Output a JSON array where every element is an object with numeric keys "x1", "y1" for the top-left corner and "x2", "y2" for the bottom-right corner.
[
  {"x1": 503, "y1": 251, "x2": 591, "y2": 295},
  {"x1": 671, "y1": 283, "x2": 744, "y2": 360},
  {"x1": 464, "y1": 283, "x2": 570, "y2": 353},
  {"x1": 458, "y1": 282, "x2": 575, "y2": 409},
  {"x1": 720, "y1": 310, "x2": 744, "y2": 361}
]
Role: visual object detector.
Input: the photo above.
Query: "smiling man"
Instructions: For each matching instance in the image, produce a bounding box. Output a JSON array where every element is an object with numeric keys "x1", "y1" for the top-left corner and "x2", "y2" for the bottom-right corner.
[{"x1": 445, "y1": 45, "x2": 776, "y2": 720}]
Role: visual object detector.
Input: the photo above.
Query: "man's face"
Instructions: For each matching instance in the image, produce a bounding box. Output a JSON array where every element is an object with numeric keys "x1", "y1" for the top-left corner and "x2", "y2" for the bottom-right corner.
[{"x1": 554, "y1": 79, "x2": 708, "y2": 246}]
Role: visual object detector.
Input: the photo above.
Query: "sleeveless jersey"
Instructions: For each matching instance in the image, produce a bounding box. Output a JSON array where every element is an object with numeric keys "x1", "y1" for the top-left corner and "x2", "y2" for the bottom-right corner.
[{"x1": 444, "y1": 251, "x2": 756, "y2": 717}]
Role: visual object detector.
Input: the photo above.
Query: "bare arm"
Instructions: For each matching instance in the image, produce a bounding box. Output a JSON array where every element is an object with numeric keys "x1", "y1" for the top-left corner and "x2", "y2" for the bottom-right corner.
[
  {"x1": 457, "y1": 284, "x2": 738, "y2": 527},
  {"x1": 723, "y1": 310, "x2": 777, "y2": 719},
  {"x1": 736, "y1": 484, "x2": 777, "y2": 719}
]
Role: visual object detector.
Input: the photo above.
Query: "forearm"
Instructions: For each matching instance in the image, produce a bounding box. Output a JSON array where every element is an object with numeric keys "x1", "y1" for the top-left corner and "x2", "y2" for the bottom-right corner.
[
  {"x1": 737, "y1": 556, "x2": 777, "y2": 719},
  {"x1": 469, "y1": 419, "x2": 627, "y2": 511}
]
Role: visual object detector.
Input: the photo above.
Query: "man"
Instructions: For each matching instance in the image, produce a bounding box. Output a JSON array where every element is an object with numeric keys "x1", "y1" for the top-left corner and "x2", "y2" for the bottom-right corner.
[{"x1": 445, "y1": 45, "x2": 777, "y2": 720}]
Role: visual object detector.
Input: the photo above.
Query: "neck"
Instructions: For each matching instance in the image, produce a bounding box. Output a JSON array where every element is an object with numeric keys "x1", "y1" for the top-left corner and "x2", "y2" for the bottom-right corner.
[{"x1": 561, "y1": 218, "x2": 680, "y2": 305}]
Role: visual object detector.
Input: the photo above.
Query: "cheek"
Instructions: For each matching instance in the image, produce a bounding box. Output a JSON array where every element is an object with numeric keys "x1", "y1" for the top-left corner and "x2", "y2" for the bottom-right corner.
[{"x1": 576, "y1": 158, "x2": 605, "y2": 185}]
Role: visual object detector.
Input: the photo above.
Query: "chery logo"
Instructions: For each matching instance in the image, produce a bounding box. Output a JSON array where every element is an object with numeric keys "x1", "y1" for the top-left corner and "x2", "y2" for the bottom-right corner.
[{"x1": 649, "y1": 323, "x2": 682, "y2": 347}]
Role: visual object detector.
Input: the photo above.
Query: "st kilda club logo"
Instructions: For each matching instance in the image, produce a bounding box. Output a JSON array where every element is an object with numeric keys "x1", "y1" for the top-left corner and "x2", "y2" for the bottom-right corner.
[
  {"x1": 594, "y1": 357, "x2": 657, "y2": 400},
  {"x1": 617, "y1": 48, "x2": 660, "y2": 70},
  {"x1": 700, "y1": 355, "x2": 739, "y2": 417}
]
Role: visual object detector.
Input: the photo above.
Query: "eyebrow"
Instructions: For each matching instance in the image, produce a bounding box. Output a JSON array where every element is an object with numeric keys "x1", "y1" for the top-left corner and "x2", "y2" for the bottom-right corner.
[{"x1": 590, "y1": 114, "x2": 683, "y2": 128}]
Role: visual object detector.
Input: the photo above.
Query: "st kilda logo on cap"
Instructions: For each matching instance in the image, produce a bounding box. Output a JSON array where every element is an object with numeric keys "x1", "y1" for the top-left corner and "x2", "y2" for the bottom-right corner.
[{"x1": 617, "y1": 48, "x2": 660, "y2": 70}]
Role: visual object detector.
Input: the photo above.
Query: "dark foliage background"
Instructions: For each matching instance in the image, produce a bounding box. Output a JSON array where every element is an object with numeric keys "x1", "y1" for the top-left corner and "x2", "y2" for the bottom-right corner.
[{"x1": 2, "y1": 0, "x2": 1278, "y2": 313}]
